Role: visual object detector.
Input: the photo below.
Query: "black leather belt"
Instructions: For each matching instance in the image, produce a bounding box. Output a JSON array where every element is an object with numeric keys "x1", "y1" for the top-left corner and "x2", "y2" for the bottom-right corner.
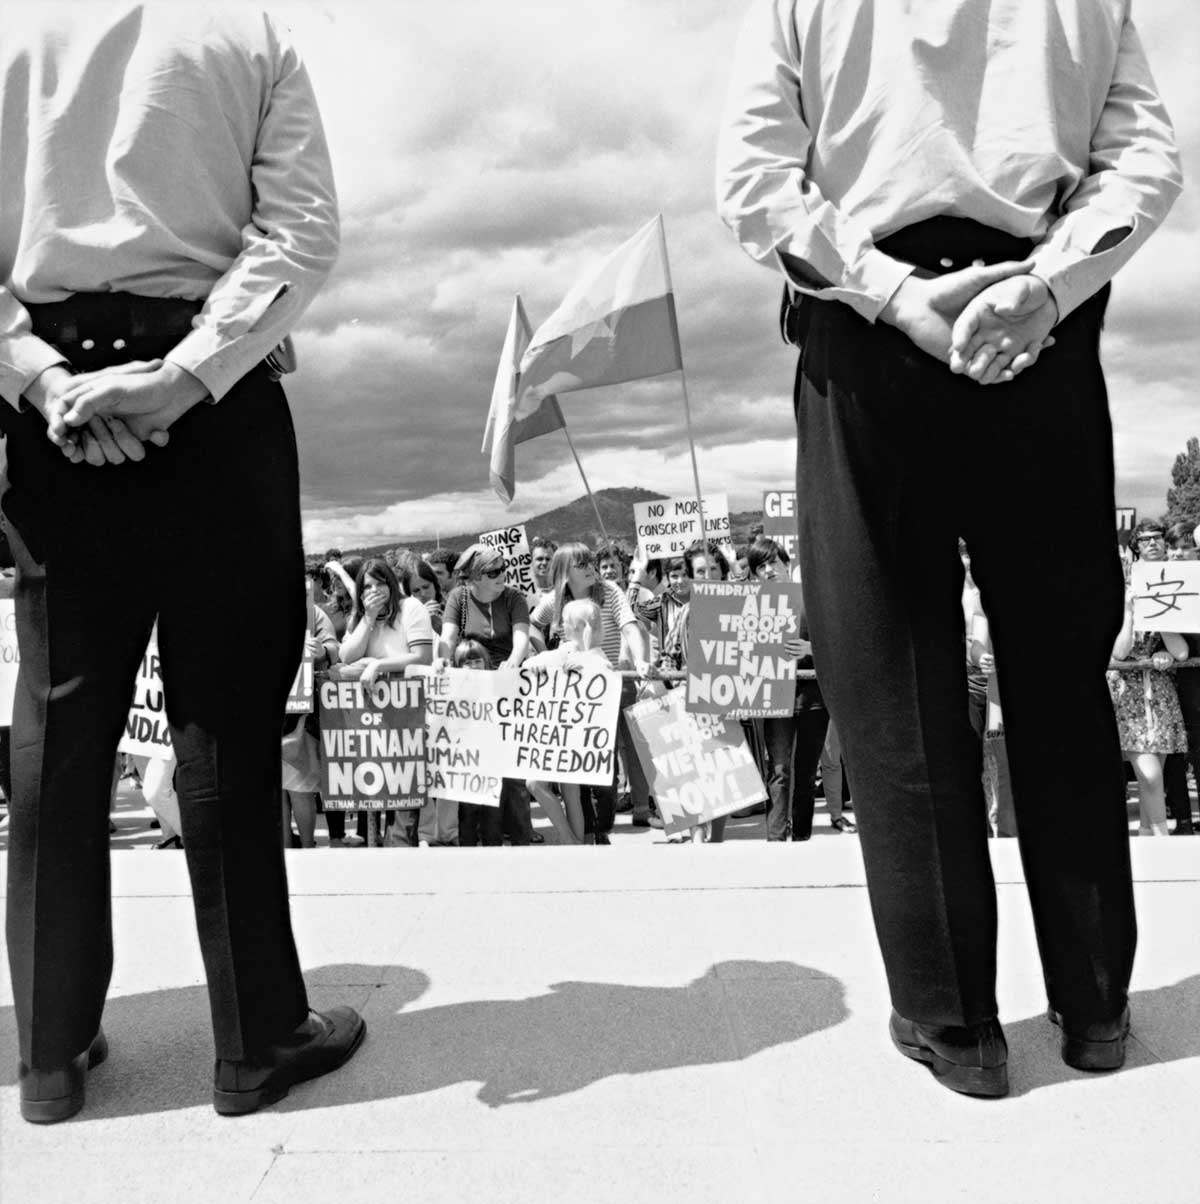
[{"x1": 26, "y1": 292, "x2": 203, "y2": 357}]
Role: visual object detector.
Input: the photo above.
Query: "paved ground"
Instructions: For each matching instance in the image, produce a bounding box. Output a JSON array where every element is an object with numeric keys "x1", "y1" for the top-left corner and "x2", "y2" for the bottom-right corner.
[{"x1": 1, "y1": 828, "x2": 1197, "y2": 1204}]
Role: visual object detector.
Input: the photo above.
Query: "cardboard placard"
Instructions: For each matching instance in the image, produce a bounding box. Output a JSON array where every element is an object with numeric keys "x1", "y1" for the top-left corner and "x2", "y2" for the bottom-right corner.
[
  {"x1": 0, "y1": 600, "x2": 19, "y2": 727},
  {"x1": 625, "y1": 687, "x2": 767, "y2": 835},
  {"x1": 633, "y1": 494, "x2": 731, "y2": 560},
  {"x1": 1130, "y1": 560, "x2": 1200, "y2": 633},
  {"x1": 319, "y1": 674, "x2": 428, "y2": 810},
  {"x1": 286, "y1": 643, "x2": 315, "y2": 714},
  {"x1": 118, "y1": 635, "x2": 173, "y2": 759},
  {"x1": 416, "y1": 667, "x2": 504, "y2": 806},
  {"x1": 685, "y1": 581, "x2": 801, "y2": 718},
  {"x1": 762, "y1": 489, "x2": 800, "y2": 567},
  {"x1": 479, "y1": 524, "x2": 535, "y2": 597}
]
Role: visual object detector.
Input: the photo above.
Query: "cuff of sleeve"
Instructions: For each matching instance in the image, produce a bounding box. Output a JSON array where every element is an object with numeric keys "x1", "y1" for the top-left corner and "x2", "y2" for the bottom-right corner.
[
  {"x1": 0, "y1": 340, "x2": 71, "y2": 410},
  {"x1": 1028, "y1": 213, "x2": 1140, "y2": 323},
  {"x1": 773, "y1": 244, "x2": 914, "y2": 324}
]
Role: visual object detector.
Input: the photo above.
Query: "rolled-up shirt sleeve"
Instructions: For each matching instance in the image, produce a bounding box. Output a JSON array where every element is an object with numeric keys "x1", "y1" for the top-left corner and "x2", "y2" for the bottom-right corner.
[
  {"x1": 165, "y1": 27, "x2": 339, "y2": 401},
  {"x1": 1029, "y1": 11, "x2": 1182, "y2": 322},
  {"x1": 0, "y1": 289, "x2": 69, "y2": 409},
  {"x1": 715, "y1": 0, "x2": 912, "y2": 323}
]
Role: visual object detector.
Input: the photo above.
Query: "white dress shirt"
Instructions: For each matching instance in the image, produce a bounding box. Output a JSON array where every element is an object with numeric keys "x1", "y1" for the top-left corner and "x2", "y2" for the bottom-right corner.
[
  {"x1": 716, "y1": 0, "x2": 1182, "y2": 323},
  {"x1": 0, "y1": 3, "x2": 339, "y2": 407}
]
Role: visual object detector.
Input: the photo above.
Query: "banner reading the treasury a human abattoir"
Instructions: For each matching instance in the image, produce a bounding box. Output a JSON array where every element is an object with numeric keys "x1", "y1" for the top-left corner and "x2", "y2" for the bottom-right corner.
[
  {"x1": 118, "y1": 634, "x2": 173, "y2": 759},
  {"x1": 478, "y1": 523, "x2": 536, "y2": 598},
  {"x1": 626, "y1": 687, "x2": 767, "y2": 835},
  {"x1": 416, "y1": 667, "x2": 504, "y2": 807},
  {"x1": 686, "y1": 581, "x2": 801, "y2": 718},
  {"x1": 0, "y1": 600, "x2": 19, "y2": 727},
  {"x1": 319, "y1": 674, "x2": 428, "y2": 810},
  {"x1": 491, "y1": 662, "x2": 622, "y2": 785}
]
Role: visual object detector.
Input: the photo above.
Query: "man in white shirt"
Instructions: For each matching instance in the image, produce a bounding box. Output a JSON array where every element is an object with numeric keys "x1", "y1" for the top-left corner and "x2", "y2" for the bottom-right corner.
[
  {"x1": 717, "y1": 0, "x2": 1181, "y2": 1097},
  {"x1": 1, "y1": 5, "x2": 363, "y2": 1122}
]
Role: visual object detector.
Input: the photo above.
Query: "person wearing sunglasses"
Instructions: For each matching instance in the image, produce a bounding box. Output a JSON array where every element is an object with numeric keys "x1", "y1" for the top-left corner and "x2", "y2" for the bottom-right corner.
[{"x1": 436, "y1": 543, "x2": 534, "y2": 846}]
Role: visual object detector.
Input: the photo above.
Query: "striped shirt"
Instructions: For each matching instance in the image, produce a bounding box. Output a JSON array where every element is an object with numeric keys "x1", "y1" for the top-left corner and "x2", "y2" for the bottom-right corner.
[{"x1": 530, "y1": 580, "x2": 637, "y2": 668}]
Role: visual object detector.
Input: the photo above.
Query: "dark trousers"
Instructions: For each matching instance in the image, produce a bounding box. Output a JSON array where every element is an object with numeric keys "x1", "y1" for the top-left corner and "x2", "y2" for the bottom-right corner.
[
  {"x1": 1164, "y1": 667, "x2": 1200, "y2": 826},
  {"x1": 794, "y1": 222, "x2": 1133, "y2": 1028},
  {"x1": 459, "y1": 779, "x2": 531, "y2": 846},
  {"x1": 762, "y1": 708, "x2": 830, "y2": 841},
  {"x1": 617, "y1": 676, "x2": 652, "y2": 818},
  {"x1": 3, "y1": 301, "x2": 309, "y2": 1066}
]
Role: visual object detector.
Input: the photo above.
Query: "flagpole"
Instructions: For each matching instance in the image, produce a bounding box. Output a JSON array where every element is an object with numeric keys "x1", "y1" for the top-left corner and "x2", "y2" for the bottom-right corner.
[
  {"x1": 656, "y1": 215, "x2": 708, "y2": 547},
  {"x1": 560, "y1": 424, "x2": 610, "y2": 545}
]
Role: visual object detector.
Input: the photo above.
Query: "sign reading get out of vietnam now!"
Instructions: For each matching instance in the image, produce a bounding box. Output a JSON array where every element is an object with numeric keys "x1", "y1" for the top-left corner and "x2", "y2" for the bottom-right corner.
[
  {"x1": 319, "y1": 675, "x2": 428, "y2": 810},
  {"x1": 686, "y1": 581, "x2": 801, "y2": 718},
  {"x1": 633, "y1": 494, "x2": 731, "y2": 559},
  {"x1": 762, "y1": 489, "x2": 800, "y2": 567}
]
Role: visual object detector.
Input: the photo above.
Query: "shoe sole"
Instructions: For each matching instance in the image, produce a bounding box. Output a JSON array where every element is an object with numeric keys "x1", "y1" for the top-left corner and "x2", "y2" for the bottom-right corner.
[
  {"x1": 213, "y1": 1015, "x2": 367, "y2": 1117},
  {"x1": 890, "y1": 1025, "x2": 1008, "y2": 1098},
  {"x1": 20, "y1": 1031, "x2": 109, "y2": 1124},
  {"x1": 1048, "y1": 1010, "x2": 1129, "y2": 1071}
]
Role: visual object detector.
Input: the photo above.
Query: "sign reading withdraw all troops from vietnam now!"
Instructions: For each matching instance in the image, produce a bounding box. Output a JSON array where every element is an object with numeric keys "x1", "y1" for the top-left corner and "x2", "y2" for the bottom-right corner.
[
  {"x1": 319, "y1": 675, "x2": 428, "y2": 810},
  {"x1": 478, "y1": 524, "x2": 536, "y2": 598},
  {"x1": 686, "y1": 581, "x2": 802, "y2": 718}
]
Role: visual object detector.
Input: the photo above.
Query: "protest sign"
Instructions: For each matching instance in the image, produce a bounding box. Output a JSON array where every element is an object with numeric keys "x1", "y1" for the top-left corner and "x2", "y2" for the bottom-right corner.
[
  {"x1": 685, "y1": 581, "x2": 801, "y2": 718},
  {"x1": 625, "y1": 687, "x2": 767, "y2": 835},
  {"x1": 286, "y1": 644, "x2": 315, "y2": 714},
  {"x1": 1115, "y1": 507, "x2": 1137, "y2": 550},
  {"x1": 1130, "y1": 560, "x2": 1200, "y2": 634},
  {"x1": 633, "y1": 493, "x2": 732, "y2": 560},
  {"x1": 319, "y1": 674, "x2": 428, "y2": 810},
  {"x1": 762, "y1": 489, "x2": 800, "y2": 567},
  {"x1": 416, "y1": 667, "x2": 504, "y2": 806},
  {"x1": 0, "y1": 600, "x2": 19, "y2": 726},
  {"x1": 479, "y1": 524, "x2": 536, "y2": 597},
  {"x1": 493, "y1": 662, "x2": 621, "y2": 784},
  {"x1": 119, "y1": 635, "x2": 173, "y2": 759}
]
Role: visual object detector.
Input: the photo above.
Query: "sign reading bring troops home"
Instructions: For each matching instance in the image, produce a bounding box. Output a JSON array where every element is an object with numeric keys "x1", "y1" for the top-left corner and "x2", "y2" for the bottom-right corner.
[
  {"x1": 625, "y1": 687, "x2": 767, "y2": 835},
  {"x1": 478, "y1": 523, "x2": 536, "y2": 598},
  {"x1": 319, "y1": 675, "x2": 428, "y2": 810},
  {"x1": 119, "y1": 634, "x2": 173, "y2": 759},
  {"x1": 685, "y1": 581, "x2": 801, "y2": 718}
]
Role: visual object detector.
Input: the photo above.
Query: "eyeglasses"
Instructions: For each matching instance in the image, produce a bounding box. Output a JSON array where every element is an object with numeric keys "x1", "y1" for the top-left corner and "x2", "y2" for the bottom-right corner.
[
  {"x1": 480, "y1": 567, "x2": 506, "y2": 579},
  {"x1": 1136, "y1": 534, "x2": 1165, "y2": 544}
]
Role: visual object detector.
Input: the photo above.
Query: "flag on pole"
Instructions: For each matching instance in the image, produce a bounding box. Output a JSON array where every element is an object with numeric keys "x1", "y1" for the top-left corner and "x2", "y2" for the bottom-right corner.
[
  {"x1": 483, "y1": 295, "x2": 565, "y2": 503},
  {"x1": 514, "y1": 215, "x2": 683, "y2": 419}
]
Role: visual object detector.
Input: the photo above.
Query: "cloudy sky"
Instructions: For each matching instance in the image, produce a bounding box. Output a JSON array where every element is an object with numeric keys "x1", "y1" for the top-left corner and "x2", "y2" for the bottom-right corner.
[{"x1": 274, "y1": 0, "x2": 1199, "y2": 549}]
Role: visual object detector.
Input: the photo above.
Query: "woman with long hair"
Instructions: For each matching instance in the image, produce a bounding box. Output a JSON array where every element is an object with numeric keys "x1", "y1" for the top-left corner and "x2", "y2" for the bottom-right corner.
[
  {"x1": 338, "y1": 557, "x2": 435, "y2": 846},
  {"x1": 529, "y1": 542, "x2": 651, "y2": 843},
  {"x1": 402, "y1": 559, "x2": 444, "y2": 636}
]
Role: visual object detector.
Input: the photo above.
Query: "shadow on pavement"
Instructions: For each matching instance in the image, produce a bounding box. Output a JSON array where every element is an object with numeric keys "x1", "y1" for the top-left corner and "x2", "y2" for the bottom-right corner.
[{"x1": 0, "y1": 960, "x2": 847, "y2": 1119}]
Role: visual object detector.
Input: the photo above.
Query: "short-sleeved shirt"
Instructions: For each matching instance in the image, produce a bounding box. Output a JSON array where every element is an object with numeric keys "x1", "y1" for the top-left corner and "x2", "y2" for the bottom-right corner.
[
  {"x1": 444, "y1": 584, "x2": 530, "y2": 666},
  {"x1": 530, "y1": 580, "x2": 637, "y2": 668},
  {"x1": 343, "y1": 596, "x2": 434, "y2": 663}
]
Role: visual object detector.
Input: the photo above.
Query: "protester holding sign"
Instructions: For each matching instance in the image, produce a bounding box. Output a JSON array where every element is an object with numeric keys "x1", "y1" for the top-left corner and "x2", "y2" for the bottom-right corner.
[
  {"x1": 748, "y1": 540, "x2": 829, "y2": 842},
  {"x1": 1109, "y1": 523, "x2": 1189, "y2": 837},
  {"x1": 530, "y1": 543, "x2": 652, "y2": 843},
  {"x1": 439, "y1": 545, "x2": 533, "y2": 844}
]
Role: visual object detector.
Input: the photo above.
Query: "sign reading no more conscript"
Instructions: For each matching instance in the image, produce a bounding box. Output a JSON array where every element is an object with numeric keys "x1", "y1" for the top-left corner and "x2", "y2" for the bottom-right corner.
[{"x1": 633, "y1": 494, "x2": 732, "y2": 560}]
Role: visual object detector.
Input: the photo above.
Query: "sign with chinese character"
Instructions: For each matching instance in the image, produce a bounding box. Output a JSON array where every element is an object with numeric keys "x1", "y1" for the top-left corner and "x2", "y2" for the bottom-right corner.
[
  {"x1": 633, "y1": 494, "x2": 732, "y2": 560},
  {"x1": 478, "y1": 524, "x2": 535, "y2": 598},
  {"x1": 762, "y1": 489, "x2": 800, "y2": 567},
  {"x1": 685, "y1": 581, "x2": 801, "y2": 718},
  {"x1": 319, "y1": 675, "x2": 428, "y2": 810},
  {"x1": 625, "y1": 687, "x2": 767, "y2": 835},
  {"x1": 118, "y1": 634, "x2": 173, "y2": 759},
  {"x1": 1130, "y1": 560, "x2": 1200, "y2": 633}
]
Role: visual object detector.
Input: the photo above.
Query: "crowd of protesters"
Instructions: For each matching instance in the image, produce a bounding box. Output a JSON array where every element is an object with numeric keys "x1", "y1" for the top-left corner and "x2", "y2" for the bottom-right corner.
[{"x1": 1, "y1": 516, "x2": 1195, "y2": 850}]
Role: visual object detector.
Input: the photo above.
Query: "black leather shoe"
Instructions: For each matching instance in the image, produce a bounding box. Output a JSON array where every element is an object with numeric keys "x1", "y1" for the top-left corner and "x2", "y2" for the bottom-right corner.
[
  {"x1": 213, "y1": 1007, "x2": 365, "y2": 1116},
  {"x1": 889, "y1": 1011, "x2": 1008, "y2": 1098},
  {"x1": 19, "y1": 1028, "x2": 108, "y2": 1124},
  {"x1": 1047, "y1": 1006, "x2": 1130, "y2": 1071}
]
